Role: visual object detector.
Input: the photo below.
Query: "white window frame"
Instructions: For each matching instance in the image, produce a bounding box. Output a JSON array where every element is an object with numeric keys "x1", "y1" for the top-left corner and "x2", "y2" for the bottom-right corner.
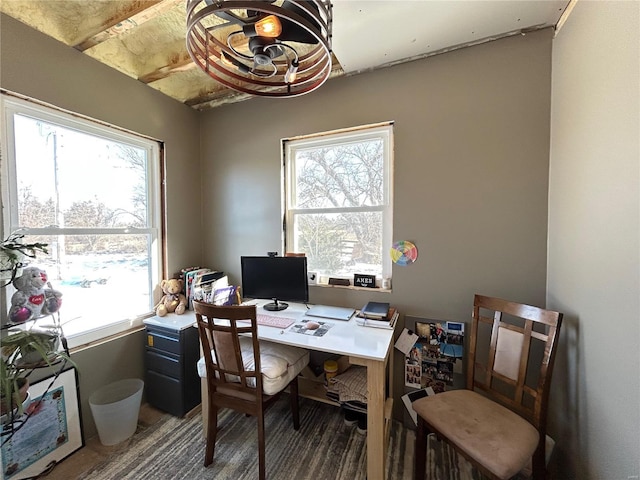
[
  {"x1": 283, "y1": 122, "x2": 394, "y2": 283},
  {"x1": 0, "y1": 93, "x2": 163, "y2": 348}
]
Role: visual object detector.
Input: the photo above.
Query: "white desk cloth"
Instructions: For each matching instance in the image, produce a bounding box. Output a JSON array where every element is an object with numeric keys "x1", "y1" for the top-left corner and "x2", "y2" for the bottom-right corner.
[{"x1": 197, "y1": 337, "x2": 309, "y2": 395}]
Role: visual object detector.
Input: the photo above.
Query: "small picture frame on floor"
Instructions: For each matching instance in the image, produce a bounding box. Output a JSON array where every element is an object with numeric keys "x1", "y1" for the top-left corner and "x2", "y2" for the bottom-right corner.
[{"x1": 1, "y1": 367, "x2": 84, "y2": 480}]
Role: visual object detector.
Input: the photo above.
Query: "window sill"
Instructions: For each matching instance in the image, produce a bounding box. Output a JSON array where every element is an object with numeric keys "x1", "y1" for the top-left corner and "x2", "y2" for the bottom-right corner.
[
  {"x1": 310, "y1": 283, "x2": 392, "y2": 293},
  {"x1": 69, "y1": 324, "x2": 146, "y2": 354}
]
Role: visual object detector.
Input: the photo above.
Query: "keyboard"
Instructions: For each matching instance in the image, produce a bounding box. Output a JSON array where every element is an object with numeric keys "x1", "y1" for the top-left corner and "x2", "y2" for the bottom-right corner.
[{"x1": 256, "y1": 314, "x2": 295, "y2": 329}]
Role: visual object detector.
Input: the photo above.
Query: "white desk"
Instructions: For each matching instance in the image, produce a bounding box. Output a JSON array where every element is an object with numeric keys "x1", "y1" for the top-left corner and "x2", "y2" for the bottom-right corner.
[
  {"x1": 154, "y1": 300, "x2": 393, "y2": 480},
  {"x1": 245, "y1": 300, "x2": 394, "y2": 361},
  {"x1": 248, "y1": 301, "x2": 396, "y2": 480},
  {"x1": 155, "y1": 301, "x2": 395, "y2": 480}
]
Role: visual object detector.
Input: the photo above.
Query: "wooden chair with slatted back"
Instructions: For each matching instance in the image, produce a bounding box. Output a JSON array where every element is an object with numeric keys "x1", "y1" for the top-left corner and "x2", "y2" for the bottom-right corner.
[
  {"x1": 194, "y1": 301, "x2": 309, "y2": 480},
  {"x1": 413, "y1": 294, "x2": 563, "y2": 480}
]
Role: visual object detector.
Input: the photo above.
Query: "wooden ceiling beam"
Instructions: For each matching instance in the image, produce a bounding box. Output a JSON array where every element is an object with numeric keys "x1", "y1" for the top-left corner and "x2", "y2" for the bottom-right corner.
[
  {"x1": 189, "y1": 90, "x2": 255, "y2": 110},
  {"x1": 74, "y1": 0, "x2": 183, "y2": 52},
  {"x1": 137, "y1": 30, "x2": 262, "y2": 84},
  {"x1": 138, "y1": 53, "x2": 196, "y2": 84},
  {"x1": 185, "y1": 88, "x2": 250, "y2": 108}
]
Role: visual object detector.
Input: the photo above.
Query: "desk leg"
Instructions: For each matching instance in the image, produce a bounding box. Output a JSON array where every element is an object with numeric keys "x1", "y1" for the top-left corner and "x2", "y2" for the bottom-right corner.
[
  {"x1": 201, "y1": 376, "x2": 208, "y2": 439},
  {"x1": 199, "y1": 337, "x2": 208, "y2": 440},
  {"x1": 366, "y1": 358, "x2": 386, "y2": 480}
]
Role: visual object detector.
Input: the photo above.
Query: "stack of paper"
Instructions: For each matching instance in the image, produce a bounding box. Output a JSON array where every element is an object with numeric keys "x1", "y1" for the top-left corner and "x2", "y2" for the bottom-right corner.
[{"x1": 355, "y1": 305, "x2": 398, "y2": 329}]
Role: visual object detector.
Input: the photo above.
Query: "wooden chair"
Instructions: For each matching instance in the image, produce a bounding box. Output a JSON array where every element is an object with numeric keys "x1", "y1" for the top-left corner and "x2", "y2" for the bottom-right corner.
[
  {"x1": 194, "y1": 301, "x2": 309, "y2": 480},
  {"x1": 413, "y1": 294, "x2": 563, "y2": 480}
]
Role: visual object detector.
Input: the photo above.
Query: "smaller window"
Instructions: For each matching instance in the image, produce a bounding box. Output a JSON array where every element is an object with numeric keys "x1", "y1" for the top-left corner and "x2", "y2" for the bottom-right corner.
[{"x1": 283, "y1": 123, "x2": 393, "y2": 283}]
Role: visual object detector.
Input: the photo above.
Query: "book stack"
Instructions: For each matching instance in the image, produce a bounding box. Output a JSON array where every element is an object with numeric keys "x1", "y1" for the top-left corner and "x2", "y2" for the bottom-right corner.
[
  {"x1": 355, "y1": 301, "x2": 398, "y2": 329},
  {"x1": 181, "y1": 267, "x2": 226, "y2": 309}
]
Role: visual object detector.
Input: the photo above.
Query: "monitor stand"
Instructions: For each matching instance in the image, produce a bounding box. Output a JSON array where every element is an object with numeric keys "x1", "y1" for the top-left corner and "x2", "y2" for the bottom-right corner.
[{"x1": 263, "y1": 298, "x2": 289, "y2": 311}]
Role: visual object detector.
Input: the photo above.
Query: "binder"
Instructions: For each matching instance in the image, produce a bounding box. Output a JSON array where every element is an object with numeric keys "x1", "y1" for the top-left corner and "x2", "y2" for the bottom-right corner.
[
  {"x1": 360, "y1": 301, "x2": 390, "y2": 319},
  {"x1": 355, "y1": 308, "x2": 398, "y2": 329}
]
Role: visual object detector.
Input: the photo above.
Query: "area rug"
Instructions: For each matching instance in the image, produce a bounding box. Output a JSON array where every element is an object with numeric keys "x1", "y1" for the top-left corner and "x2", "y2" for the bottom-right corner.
[{"x1": 79, "y1": 396, "x2": 488, "y2": 480}]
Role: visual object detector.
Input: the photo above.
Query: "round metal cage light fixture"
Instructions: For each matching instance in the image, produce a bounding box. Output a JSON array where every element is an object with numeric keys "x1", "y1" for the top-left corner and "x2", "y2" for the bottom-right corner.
[{"x1": 186, "y1": 0, "x2": 332, "y2": 98}]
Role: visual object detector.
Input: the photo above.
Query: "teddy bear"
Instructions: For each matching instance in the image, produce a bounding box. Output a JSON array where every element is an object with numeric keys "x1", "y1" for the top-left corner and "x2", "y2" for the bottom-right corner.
[
  {"x1": 155, "y1": 278, "x2": 187, "y2": 317},
  {"x1": 8, "y1": 266, "x2": 63, "y2": 324}
]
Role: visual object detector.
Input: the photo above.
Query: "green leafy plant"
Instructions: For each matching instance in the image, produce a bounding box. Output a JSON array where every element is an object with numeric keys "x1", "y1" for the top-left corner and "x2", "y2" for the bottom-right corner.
[
  {"x1": 0, "y1": 231, "x2": 49, "y2": 285},
  {"x1": 0, "y1": 232, "x2": 73, "y2": 422},
  {"x1": 1, "y1": 328, "x2": 71, "y2": 417}
]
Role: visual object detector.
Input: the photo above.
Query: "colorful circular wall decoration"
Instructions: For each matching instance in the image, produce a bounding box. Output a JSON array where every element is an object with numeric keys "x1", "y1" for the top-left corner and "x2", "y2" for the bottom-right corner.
[{"x1": 390, "y1": 240, "x2": 418, "y2": 266}]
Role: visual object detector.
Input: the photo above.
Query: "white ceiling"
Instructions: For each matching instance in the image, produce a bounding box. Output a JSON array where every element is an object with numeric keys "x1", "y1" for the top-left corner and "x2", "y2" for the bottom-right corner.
[{"x1": 332, "y1": 0, "x2": 570, "y2": 74}]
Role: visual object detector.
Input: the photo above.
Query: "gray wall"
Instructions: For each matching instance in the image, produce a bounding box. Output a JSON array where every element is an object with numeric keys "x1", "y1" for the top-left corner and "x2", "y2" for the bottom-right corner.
[
  {"x1": 548, "y1": 2, "x2": 640, "y2": 479},
  {"x1": 6, "y1": 9, "x2": 632, "y2": 477},
  {"x1": 0, "y1": 13, "x2": 202, "y2": 437},
  {"x1": 199, "y1": 28, "x2": 554, "y2": 420}
]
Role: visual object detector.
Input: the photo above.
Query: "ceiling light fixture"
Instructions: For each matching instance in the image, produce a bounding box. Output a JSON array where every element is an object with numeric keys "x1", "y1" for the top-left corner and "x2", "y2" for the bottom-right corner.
[{"x1": 186, "y1": 0, "x2": 332, "y2": 98}]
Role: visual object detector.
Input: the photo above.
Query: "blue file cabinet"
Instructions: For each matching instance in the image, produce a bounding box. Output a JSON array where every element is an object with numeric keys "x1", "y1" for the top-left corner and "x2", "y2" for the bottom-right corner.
[{"x1": 144, "y1": 315, "x2": 201, "y2": 417}]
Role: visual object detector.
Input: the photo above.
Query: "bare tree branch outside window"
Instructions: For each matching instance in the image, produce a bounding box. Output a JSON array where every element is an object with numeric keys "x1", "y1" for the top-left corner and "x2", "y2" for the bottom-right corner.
[{"x1": 286, "y1": 127, "x2": 392, "y2": 279}]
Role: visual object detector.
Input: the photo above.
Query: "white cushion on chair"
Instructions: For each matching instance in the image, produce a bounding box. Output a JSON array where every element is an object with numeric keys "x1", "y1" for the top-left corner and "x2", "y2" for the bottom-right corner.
[{"x1": 197, "y1": 337, "x2": 309, "y2": 395}]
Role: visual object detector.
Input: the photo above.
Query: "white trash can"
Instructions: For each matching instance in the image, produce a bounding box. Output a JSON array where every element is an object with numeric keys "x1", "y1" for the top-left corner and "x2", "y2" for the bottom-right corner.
[{"x1": 89, "y1": 378, "x2": 144, "y2": 446}]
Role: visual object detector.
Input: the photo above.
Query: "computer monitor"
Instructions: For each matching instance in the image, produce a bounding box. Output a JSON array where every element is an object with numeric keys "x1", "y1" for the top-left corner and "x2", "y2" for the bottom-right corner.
[{"x1": 240, "y1": 256, "x2": 309, "y2": 311}]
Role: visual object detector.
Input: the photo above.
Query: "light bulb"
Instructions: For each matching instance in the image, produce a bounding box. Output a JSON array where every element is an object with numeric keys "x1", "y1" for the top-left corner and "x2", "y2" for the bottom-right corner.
[
  {"x1": 254, "y1": 15, "x2": 282, "y2": 38},
  {"x1": 285, "y1": 60, "x2": 299, "y2": 84}
]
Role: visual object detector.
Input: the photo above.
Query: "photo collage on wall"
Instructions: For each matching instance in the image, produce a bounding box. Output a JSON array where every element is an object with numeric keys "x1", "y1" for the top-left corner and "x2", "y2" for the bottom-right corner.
[{"x1": 404, "y1": 321, "x2": 465, "y2": 393}]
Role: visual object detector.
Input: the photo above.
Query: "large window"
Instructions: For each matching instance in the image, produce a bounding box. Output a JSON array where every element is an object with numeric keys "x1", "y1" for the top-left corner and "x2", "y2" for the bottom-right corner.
[
  {"x1": 283, "y1": 123, "x2": 393, "y2": 284},
  {"x1": 1, "y1": 94, "x2": 162, "y2": 348}
]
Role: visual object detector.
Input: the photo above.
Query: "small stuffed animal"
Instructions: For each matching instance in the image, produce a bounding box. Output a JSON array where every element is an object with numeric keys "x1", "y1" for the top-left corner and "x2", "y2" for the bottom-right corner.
[
  {"x1": 155, "y1": 278, "x2": 187, "y2": 317},
  {"x1": 8, "y1": 267, "x2": 63, "y2": 323}
]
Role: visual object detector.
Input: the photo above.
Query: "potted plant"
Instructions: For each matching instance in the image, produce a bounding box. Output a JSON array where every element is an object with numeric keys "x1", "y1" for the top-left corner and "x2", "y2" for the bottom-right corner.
[
  {"x1": 1, "y1": 345, "x2": 31, "y2": 421},
  {"x1": 1, "y1": 330, "x2": 65, "y2": 421},
  {"x1": 0, "y1": 231, "x2": 48, "y2": 284},
  {"x1": 0, "y1": 232, "x2": 70, "y2": 425}
]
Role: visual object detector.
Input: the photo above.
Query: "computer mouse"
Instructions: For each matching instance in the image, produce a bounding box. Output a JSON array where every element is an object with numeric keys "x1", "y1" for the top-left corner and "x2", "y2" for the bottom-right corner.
[{"x1": 306, "y1": 321, "x2": 320, "y2": 330}]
